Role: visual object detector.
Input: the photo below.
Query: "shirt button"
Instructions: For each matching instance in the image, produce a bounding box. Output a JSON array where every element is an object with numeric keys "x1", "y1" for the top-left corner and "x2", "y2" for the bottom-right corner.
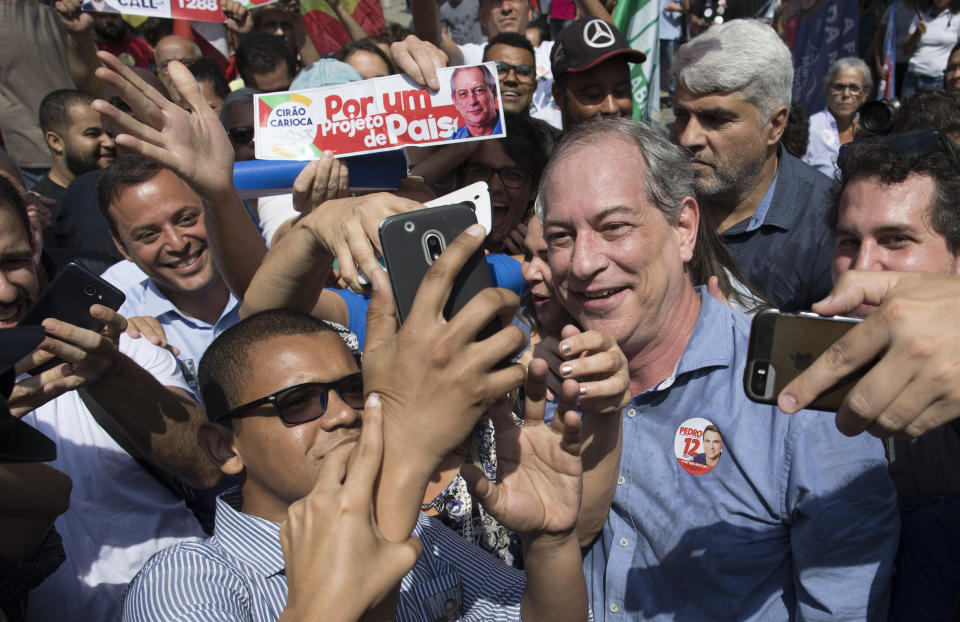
[
  {"x1": 617, "y1": 475, "x2": 626, "y2": 485},
  {"x1": 619, "y1": 537, "x2": 629, "y2": 547},
  {"x1": 609, "y1": 603, "x2": 620, "y2": 613},
  {"x1": 626, "y1": 408, "x2": 636, "y2": 418}
]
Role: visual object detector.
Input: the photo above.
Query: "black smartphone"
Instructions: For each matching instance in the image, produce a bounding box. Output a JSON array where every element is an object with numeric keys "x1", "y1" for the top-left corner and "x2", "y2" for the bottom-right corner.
[
  {"x1": 379, "y1": 203, "x2": 499, "y2": 331},
  {"x1": 744, "y1": 309, "x2": 863, "y2": 412},
  {"x1": 19, "y1": 261, "x2": 126, "y2": 373}
]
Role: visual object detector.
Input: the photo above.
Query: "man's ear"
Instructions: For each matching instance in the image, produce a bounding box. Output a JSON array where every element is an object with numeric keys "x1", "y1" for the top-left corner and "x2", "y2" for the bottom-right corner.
[
  {"x1": 673, "y1": 196, "x2": 699, "y2": 264},
  {"x1": 766, "y1": 105, "x2": 789, "y2": 146},
  {"x1": 45, "y1": 131, "x2": 64, "y2": 157},
  {"x1": 198, "y1": 422, "x2": 245, "y2": 476},
  {"x1": 110, "y1": 224, "x2": 134, "y2": 263},
  {"x1": 552, "y1": 83, "x2": 566, "y2": 113}
]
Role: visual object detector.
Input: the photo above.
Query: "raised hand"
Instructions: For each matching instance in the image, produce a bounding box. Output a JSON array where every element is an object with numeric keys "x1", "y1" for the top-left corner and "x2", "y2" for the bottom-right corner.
[
  {"x1": 91, "y1": 51, "x2": 236, "y2": 200},
  {"x1": 279, "y1": 393, "x2": 422, "y2": 622},
  {"x1": 9, "y1": 305, "x2": 127, "y2": 417},
  {"x1": 55, "y1": 0, "x2": 93, "y2": 34},
  {"x1": 461, "y1": 358, "x2": 582, "y2": 536},
  {"x1": 362, "y1": 225, "x2": 528, "y2": 466},
  {"x1": 779, "y1": 270, "x2": 960, "y2": 438}
]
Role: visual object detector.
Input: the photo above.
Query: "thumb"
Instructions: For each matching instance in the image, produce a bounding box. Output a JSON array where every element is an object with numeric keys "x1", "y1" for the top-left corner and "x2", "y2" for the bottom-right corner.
[
  {"x1": 810, "y1": 270, "x2": 902, "y2": 316},
  {"x1": 363, "y1": 267, "x2": 398, "y2": 352},
  {"x1": 395, "y1": 535, "x2": 423, "y2": 572},
  {"x1": 460, "y1": 463, "x2": 500, "y2": 512}
]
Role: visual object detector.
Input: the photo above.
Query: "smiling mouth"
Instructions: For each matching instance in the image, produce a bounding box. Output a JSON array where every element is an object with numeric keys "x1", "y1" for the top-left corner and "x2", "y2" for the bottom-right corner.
[
  {"x1": 0, "y1": 302, "x2": 27, "y2": 327},
  {"x1": 581, "y1": 288, "x2": 624, "y2": 299},
  {"x1": 164, "y1": 249, "x2": 204, "y2": 271}
]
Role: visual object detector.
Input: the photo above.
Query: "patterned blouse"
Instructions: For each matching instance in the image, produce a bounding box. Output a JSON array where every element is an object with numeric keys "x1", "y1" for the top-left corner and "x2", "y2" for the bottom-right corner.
[{"x1": 420, "y1": 418, "x2": 524, "y2": 569}]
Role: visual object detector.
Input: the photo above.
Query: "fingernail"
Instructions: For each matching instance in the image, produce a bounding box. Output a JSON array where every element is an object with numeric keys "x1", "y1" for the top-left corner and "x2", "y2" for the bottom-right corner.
[
  {"x1": 466, "y1": 223, "x2": 486, "y2": 238},
  {"x1": 366, "y1": 392, "x2": 380, "y2": 407},
  {"x1": 560, "y1": 342, "x2": 571, "y2": 353},
  {"x1": 579, "y1": 385, "x2": 587, "y2": 395},
  {"x1": 779, "y1": 393, "x2": 797, "y2": 412},
  {"x1": 560, "y1": 365, "x2": 572, "y2": 376},
  {"x1": 819, "y1": 295, "x2": 833, "y2": 306}
]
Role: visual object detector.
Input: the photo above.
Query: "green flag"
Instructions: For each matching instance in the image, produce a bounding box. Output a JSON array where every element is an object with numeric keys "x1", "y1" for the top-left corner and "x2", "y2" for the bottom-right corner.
[{"x1": 612, "y1": 0, "x2": 659, "y2": 121}]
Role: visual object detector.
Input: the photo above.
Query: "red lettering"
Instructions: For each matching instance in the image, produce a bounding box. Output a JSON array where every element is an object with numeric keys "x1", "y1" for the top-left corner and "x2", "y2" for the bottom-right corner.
[{"x1": 683, "y1": 437, "x2": 700, "y2": 456}]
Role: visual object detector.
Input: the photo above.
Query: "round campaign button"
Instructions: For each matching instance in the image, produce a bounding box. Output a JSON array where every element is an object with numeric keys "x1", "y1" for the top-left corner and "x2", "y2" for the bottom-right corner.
[{"x1": 674, "y1": 417, "x2": 724, "y2": 475}]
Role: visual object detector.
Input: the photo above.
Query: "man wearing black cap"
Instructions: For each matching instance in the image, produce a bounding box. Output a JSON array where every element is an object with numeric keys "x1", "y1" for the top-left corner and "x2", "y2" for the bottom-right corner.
[{"x1": 550, "y1": 17, "x2": 646, "y2": 131}]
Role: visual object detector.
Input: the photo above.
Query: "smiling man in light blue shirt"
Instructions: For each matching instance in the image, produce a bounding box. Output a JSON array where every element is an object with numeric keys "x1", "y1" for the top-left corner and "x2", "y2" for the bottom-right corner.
[{"x1": 537, "y1": 117, "x2": 899, "y2": 621}]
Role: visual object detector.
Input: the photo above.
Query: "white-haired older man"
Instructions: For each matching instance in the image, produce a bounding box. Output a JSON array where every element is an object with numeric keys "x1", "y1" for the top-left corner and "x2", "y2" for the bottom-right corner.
[{"x1": 671, "y1": 19, "x2": 835, "y2": 312}]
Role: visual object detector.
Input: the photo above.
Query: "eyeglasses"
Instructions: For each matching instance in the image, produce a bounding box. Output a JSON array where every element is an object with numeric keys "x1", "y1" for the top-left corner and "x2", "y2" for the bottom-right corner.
[
  {"x1": 463, "y1": 163, "x2": 530, "y2": 189},
  {"x1": 212, "y1": 372, "x2": 364, "y2": 425},
  {"x1": 227, "y1": 126, "x2": 255, "y2": 144},
  {"x1": 495, "y1": 61, "x2": 536, "y2": 83},
  {"x1": 830, "y1": 82, "x2": 863, "y2": 95},
  {"x1": 157, "y1": 57, "x2": 197, "y2": 71},
  {"x1": 838, "y1": 129, "x2": 960, "y2": 174}
]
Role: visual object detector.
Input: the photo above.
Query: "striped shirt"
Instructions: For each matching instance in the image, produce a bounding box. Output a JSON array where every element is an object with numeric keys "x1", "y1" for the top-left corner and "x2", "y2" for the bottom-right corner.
[{"x1": 121, "y1": 488, "x2": 527, "y2": 621}]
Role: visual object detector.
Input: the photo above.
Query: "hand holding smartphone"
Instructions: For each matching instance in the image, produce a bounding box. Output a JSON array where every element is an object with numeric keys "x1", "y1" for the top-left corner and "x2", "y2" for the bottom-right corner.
[
  {"x1": 744, "y1": 309, "x2": 863, "y2": 412},
  {"x1": 18, "y1": 262, "x2": 126, "y2": 374}
]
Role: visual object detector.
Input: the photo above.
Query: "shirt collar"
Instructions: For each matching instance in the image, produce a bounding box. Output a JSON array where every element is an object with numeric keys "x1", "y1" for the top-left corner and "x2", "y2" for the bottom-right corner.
[
  {"x1": 213, "y1": 487, "x2": 285, "y2": 578},
  {"x1": 641, "y1": 288, "x2": 735, "y2": 395},
  {"x1": 723, "y1": 145, "x2": 795, "y2": 234},
  {"x1": 142, "y1": 278, "x2": 238, "y2": 327}
]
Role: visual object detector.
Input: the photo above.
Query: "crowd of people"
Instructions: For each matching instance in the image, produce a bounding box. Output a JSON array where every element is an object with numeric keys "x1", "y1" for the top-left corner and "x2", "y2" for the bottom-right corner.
[{"x1": 2, "y1": 0, "x2": 960, "y2": 620}]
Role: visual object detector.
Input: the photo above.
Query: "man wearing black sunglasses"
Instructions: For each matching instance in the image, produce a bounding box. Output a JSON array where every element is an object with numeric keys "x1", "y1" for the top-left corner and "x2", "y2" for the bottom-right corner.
[{"x1": 123, "y1": 226, "x2": 594, "y2": 622}]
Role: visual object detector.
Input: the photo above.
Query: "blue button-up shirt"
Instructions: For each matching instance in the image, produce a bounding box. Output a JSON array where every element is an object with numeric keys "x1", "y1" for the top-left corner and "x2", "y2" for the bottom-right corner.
[
  {"x1": 122, "y1": 488, "x2": 529, "y2": 621},
  {"x1": 117, "y1": 268, "x2": 241, "y2": 399},
  {"x1": 720, "y1": 149, "x2": 835, "y2": 312},
  {"x1": 583, "y1": 290, "x2": 898, "y2": 621}
]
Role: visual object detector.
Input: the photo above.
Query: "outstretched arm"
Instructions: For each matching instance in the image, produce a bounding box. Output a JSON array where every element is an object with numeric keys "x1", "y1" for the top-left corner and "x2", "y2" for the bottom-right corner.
[
  {"x1": 91, "y1": 51, "x2": 267, "y2": 300},
  {"x1": 780, "y1": 270, "x2": 960, "y2": 439},
  {"x1": 55, "y1": 0, "x2": 105, "y2": 97},
  {"x1": 461, "y1": 358, "x2": 589, "y2": 622},
  {"x1": 361, "y1": 226, "x2": 528, "y2": 543}
]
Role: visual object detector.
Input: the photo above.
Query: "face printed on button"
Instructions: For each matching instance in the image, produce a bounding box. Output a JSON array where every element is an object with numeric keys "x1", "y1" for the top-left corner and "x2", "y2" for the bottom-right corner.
[{"x1": 675, "y1": 417, "x2": 723, "y2": 474}]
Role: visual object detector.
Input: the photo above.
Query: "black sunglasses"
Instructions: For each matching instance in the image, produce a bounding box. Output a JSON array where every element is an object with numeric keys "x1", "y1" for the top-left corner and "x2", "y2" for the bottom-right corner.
[
  {"x1": 838, "y1": 129, "x2": 960, "y2": 174},
  {"x1": 495, "y1": 61, "x2": 536, "y2": 82},
  {"x1": 227, "y1": 126, "x2": 255, "y2": 144},
  {"x1": 212, "y1": 372, "x2": 364, "y2": 425}
]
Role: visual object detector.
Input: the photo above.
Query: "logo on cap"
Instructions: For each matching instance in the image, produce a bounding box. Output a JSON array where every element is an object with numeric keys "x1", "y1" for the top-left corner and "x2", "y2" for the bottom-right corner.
[{"x1": 583, "y1": 18, "x2": 615, "y2": 49}]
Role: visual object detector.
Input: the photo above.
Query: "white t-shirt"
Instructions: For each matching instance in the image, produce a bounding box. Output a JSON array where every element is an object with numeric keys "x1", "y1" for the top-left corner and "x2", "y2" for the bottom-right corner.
[
  {"x1": 23, "y1": 334, "x2": 206, "y2": 622},
  {"x1": 908, "y1": 9, "x2": 960, "y2": 77},
  {"x1": 459, "y1": 40, "x2": 562, "y2": 129}
]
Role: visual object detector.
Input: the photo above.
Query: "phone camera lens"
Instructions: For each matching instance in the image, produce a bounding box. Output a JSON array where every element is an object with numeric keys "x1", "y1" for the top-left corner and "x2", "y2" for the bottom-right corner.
[
  {"x1": 751, "y1": 361, "x2": 770, "y2": 397},
  {"x1": 83, "y1": 285, "x2": 97, "y2": 296},
  {"x1": 404, "y1": 221, "x2": 415, "y2": 233},
  {"x1": 424, "y1": 232, "x2": 444, "y2": 263}
]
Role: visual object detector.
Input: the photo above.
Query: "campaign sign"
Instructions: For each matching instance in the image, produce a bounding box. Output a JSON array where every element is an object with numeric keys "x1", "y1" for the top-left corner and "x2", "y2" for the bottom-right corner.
[
  {"x1": 254, "y1": 63, "x2": 506, "y2": 160},
  {"x1": 81, "y1": 0, "x2": 227, "y2": 22}
]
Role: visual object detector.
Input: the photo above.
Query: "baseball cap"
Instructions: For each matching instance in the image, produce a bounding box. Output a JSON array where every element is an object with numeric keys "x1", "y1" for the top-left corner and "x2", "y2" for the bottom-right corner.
[
  {"x1": 0, "y1": 326, "x2": 57, "y2": 463},
  {"x1": 291, "y1": 59, "x2": 364, "y2": 90},
  {"x1": 551, "y1": 17, "x2": 646, "y2": 78}
]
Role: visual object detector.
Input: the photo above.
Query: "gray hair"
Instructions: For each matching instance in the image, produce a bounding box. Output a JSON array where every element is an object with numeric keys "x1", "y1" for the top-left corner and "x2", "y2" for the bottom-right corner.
[
  {"x1": 825, "y1": 56, "x2": 873, "y2": 98},
  {"x1": 670, "y1": 19, "x2": 793, "y2": 125},
  {"x1": 450, "y1": 65, "x2": 497, "y2": 95},
  {"x1": 536, "y1": 117, "x2": 695, "y2": 224}
]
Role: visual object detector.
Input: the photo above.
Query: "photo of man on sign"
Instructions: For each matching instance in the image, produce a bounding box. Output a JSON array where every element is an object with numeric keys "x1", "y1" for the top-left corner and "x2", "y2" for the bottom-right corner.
[{"x1": 448, "y1": 65, "x2": 503, "y2": 139}]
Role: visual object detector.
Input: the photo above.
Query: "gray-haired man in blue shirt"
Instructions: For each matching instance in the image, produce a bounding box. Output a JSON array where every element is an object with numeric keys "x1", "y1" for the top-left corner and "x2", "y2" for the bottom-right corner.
[{"x1": 537, "y1": 116, "x2": 898, "y2": 621}]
